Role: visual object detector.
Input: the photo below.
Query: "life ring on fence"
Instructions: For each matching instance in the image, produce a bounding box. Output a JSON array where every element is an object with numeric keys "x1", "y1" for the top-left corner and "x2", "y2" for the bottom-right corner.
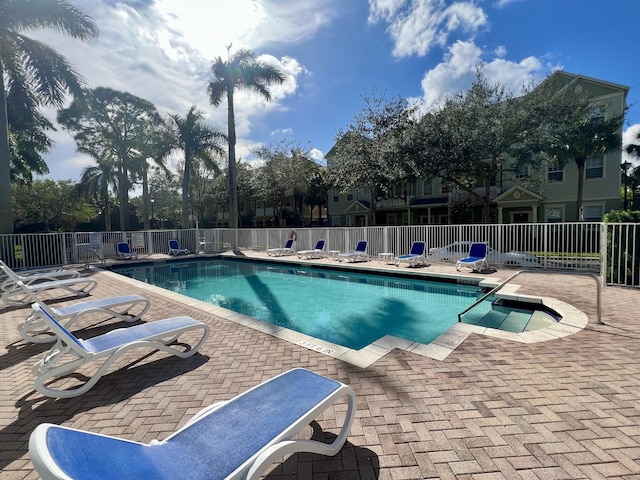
[{"x1": 289, "y1": 230, "x2": 297, "y2": 242}]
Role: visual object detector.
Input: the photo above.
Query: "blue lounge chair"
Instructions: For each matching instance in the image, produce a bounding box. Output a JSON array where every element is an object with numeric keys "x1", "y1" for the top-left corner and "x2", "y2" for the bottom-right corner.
[
  {"x1": 116, "y1": 242, "x2": 138, "y2": 260},
  {"x1": 168, "y1": 239, "x2": 189, "y2": 255},
  {"x1": 394, "y1": 241, "x2": 427, "y2": 267},
  {"x1": 266, "y1": 238, "x2": 295, "y2": 257},
  {"x1": 0, "y1": 265, "x2": 97, "y2": 307},
  {"x1": 17, "y1": 283, "x2": 151, "y2": 343},
  {"x1": 337, "y1": 240, "x2": 368, "y2": 263},
  {"x1": 29, "y1": 368, "x2": 356, "y2": 480},
  {"x1": 297, "y1": 239, "x2": 326, "y2": 259},
  {"x1": 456, "y1": 242, "x2": 489, "y2": 272},
  {"x1": 29, "y1": 302, "x2": 210, "y2": 398}
]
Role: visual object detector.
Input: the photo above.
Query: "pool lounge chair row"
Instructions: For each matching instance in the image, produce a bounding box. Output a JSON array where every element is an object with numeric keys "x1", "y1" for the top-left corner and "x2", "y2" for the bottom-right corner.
[{"x1": 4, "y1": 261, "x2": 357, "y2": 478}]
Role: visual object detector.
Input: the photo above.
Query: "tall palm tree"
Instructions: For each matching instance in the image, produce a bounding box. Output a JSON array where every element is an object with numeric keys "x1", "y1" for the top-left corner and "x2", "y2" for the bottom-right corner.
[
  {"x1": 207, "y1": 47, "x2": 285, "y2": 228},
  {"x1": 0, "y1": 0, "x2": 98, "y2": 233},
  {"x1": 169, "y1": 106, "x2": 226, "y2": 228}
]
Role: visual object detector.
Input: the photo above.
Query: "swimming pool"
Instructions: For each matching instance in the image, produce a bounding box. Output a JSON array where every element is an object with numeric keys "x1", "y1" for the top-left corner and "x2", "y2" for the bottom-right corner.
[{"x1": 113, "y1": 258, "x2": 490, "y2": 350}]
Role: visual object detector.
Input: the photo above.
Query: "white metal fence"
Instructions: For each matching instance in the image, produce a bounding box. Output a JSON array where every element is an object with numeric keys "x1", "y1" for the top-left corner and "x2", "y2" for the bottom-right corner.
[{"x1": 0, "y1": 222, "x2": 638, "y2": 287}]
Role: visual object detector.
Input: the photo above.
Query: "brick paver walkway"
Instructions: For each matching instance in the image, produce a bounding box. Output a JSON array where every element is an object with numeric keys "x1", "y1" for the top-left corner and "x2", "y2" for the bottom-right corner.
[{"x1": 1, "y1": 257, "x2": 640, "y2": 479}]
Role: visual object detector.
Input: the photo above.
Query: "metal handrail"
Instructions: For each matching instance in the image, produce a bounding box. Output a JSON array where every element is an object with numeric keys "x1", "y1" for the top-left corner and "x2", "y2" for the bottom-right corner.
[{"x1": 457, "y1": 269, "x2": 603, "y2": 324}]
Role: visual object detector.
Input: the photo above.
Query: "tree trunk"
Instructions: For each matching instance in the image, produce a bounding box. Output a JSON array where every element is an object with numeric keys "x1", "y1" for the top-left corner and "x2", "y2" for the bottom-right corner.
[
  {"x1": 0, "y1": 69, "x2": 14, "y2": 233},
  {"x1": 227, "y1": 89, "x2": 239, "y2": 229},
  {"x1": 102, "y1": 181, "x2": 111, "y2": 231},
  {"x1": 182, "y1": 149, "x2": 191, "y2": 228},
  {"x1": 142, "y1": 166, "x2": 150, "y2": 230},
  {"x1": 575, "y1": 156, "x2": 586, "y2": 220}
]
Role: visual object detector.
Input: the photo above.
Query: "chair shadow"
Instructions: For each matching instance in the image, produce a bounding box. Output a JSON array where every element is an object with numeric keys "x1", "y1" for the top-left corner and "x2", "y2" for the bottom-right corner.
[
  {"x1": 265, "y1": 421, "x2": 380, "y2": 479},
  {"x1": 0, "y1": 353, "x2": 209, "y2": 471}
]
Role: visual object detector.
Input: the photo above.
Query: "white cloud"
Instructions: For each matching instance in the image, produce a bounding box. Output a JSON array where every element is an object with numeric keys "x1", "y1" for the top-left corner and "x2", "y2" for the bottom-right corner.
[
  {"x1": 369, "y1": 0, "x2": 488, "y2": 58},
  {"x1": 27, "y1": 0, "x2": 334, "y2": 180},
  {"x1": 271, "y1": 128, "x2": 294, "y2": 136},
  {"x1": 368, "y1": 0, "x2": 408, "y2": 23},
  {"x1": 623, "y1": 124, "x2": 640, "y2": 166},
  {"x1": 419, "y1": 40, "x2": 551, "y2": 109},
  {"x1": 494, "y1": 0, "x2": 524, "y2": 8},
  {"x1": 309, "y1": 148, "x2": 326, "y2": 165}
]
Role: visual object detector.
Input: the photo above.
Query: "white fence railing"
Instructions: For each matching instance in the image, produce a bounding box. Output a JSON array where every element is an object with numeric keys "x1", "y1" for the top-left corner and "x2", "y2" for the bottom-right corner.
[{"x1": 0, "y1": 222, "x2": 638, "y2": 287}]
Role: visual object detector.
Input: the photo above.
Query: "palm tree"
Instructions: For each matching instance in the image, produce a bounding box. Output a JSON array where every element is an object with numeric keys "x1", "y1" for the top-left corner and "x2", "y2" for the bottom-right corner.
[
  {"x1": 79, "y1": 159, "x2": 118, "y2": 231},
  {"x1": 0, "y1": 0, "x2": 98, "y2": 233},
  {"x1": 207, "y1": 47, "x2": 285, "y2": 229},
  {"x1": 133, "y1": 116, "x2": 175, "y2": 230},
  {"x1": 169, "y1": 106, "x2": 226, "y2": 228}
]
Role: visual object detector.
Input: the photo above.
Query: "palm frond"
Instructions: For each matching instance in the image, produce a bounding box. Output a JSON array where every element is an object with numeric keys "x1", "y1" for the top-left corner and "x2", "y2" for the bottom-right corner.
[{"x1": 2, "y1": 0, "x2": 98, "y2": 40}]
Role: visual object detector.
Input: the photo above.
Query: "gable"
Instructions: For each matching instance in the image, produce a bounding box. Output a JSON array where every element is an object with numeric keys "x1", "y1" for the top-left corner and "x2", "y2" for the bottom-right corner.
[{"x1": 495, "y1": 186, "x2": 543, "y2": 205}]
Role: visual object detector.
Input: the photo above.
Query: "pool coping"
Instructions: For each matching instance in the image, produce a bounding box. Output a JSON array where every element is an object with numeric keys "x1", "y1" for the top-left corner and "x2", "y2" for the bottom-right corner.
[{"x1": 98, "y1": 255, "x2": 589, "y2": 368}]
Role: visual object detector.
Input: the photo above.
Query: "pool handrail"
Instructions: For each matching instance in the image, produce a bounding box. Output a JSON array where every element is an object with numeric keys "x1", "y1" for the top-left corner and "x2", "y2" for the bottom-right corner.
[{"x1": 457, "y1": 270, "x2": 603, "y2": 325}]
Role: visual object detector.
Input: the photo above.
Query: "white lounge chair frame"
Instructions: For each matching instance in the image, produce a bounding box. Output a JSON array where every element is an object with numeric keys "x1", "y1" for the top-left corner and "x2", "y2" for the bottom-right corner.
[
  {"x1": 394, "y1": 241, "x2": 427, "y2": 267},
  {"x1": 17, "y1": 284, "x2": 151, "y2": 343},
  {"x1": 337, "y1": 241, "x2": 369, "y2": 263},
  {"x1": 30, "y1": 302, "x2": 210, "y2": 398},
  {"x1": 168, "y1": 239, "x2": 189, "y2": 255},
  {"x1": 266, "y1": 239, "x2": 295, "y2": 257},
  {"x1": 297, "y1": 240, "x2": 326, "y2": 259},
  {"x1": 30, "y1": 368, "x2": 356, "y2": 479},
  {"x1": 0, "y1": 260, "x2": 81, "y2": 292},
  {"x1": 0, "y1": 265, "x2": 97, "y2": 307}
]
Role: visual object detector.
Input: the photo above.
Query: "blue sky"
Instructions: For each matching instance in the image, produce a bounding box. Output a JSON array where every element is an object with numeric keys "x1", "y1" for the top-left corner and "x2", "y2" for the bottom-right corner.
[{"x1": 33, "y1": 0, "x2": 640, "y2": 182}]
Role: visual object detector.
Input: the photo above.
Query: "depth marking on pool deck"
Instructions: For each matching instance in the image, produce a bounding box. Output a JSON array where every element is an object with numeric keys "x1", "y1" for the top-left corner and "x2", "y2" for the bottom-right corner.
[{"x1": 297, "y1": 340, "x2": 336, "y2": 355}]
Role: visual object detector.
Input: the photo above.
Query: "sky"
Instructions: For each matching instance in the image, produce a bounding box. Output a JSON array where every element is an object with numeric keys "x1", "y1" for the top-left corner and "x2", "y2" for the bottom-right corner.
[{"x1": 30, "y1": 0, "x2": 640, "y2": 183}]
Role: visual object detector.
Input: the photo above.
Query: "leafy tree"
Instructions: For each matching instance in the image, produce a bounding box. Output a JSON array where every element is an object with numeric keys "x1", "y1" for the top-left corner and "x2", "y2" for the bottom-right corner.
[
  {"x1": 13, "y1": 179, "x2": 92, "y2": 231},
  {"x1": 58, "y1": 87, "x2": 160, "y2": 230},
  {"x1": 135, "y1": 116, "x2": 175, "y2": 230},
  {"x1": 254, "y1": 142, "x2": 318, "y2": 225},
  {"x1": 401, "y1": 72, "x2": 532, "y2": 223},
  {"x1": 304, "y1": 169, "x2": 329, "y2": 225},
  {"x1": 169, "y1": 106, "x2": 225, "y2": 228},
  {"x1": 328, "y1": 91, "x2": 415, "y2": 226},
  {"x1": 208, "y1": 47, "x2": 285, "y2": 229},
  {"x1": 0, "y1": 0, "x2": 97, "y2": 233},
  {"x1": 521, "y1": 73, "x2": 624, "y2": 219}
]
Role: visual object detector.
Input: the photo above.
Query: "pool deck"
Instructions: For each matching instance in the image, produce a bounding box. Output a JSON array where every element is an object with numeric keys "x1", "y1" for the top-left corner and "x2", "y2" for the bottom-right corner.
[{"x1": 2, "y1": 251, "x2": 640, "y2": 479}]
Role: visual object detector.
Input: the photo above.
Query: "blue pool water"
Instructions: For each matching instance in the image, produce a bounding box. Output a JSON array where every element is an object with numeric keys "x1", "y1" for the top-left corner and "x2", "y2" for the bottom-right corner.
[{"x1": 113, "y1": 258, "x2": 485, "y2": 349}]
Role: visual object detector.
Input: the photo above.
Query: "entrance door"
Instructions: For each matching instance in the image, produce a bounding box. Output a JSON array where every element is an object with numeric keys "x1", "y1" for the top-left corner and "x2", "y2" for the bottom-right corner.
[{"x1": 512, "y1": 212, "x2": 530, "y2": 223}]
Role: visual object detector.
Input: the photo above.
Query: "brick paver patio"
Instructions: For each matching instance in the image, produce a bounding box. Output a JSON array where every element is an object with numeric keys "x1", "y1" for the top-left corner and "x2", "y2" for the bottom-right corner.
[{"x1": 1, "y1": 254, "x2": 640, "y2": 479}]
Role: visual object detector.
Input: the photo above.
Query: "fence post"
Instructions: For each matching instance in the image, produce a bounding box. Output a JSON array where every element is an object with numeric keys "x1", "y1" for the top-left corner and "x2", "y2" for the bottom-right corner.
[{"x1": 600, "y1": 222, "x2": 607, "y2": 284}]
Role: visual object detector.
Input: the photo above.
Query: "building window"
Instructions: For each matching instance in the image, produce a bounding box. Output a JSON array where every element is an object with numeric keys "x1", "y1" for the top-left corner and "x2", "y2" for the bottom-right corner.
[
  {"x1": 589, "y1": 105, "x2": 605, "y2": 125},
  {"x1": 585, "y1": 157, "x2": 603, "y2": 179},
  {"x1": 546, "y1": 207, "x2": 563, "y2": 223},
  {"x1": 332, "y1": 194, "x2": 339, "y2": 203},
  {"x1": 440, "y1": 181, "x2": 451, "y2": 194},
  {"x1": 582, "y1": 205, "x2": 603, "y2": 221},
  {"x1": 347, "y1": 193, "x2": 353, "y2": 201},
  {"x1": 547, "y1": 161, "x2": 564, "y2": 183},
  {"x1": 423, "y1": 180, "x2": 433, "y2": 196},
  {"x1": 515, "y1": 163, "x2": 529, "y2": 180}
]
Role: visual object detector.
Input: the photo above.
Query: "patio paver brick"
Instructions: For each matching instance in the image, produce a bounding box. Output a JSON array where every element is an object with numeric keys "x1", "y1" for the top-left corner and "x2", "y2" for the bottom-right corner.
[{"x1": 2, "y1": 256, "x2": 640, "y2": 479}]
